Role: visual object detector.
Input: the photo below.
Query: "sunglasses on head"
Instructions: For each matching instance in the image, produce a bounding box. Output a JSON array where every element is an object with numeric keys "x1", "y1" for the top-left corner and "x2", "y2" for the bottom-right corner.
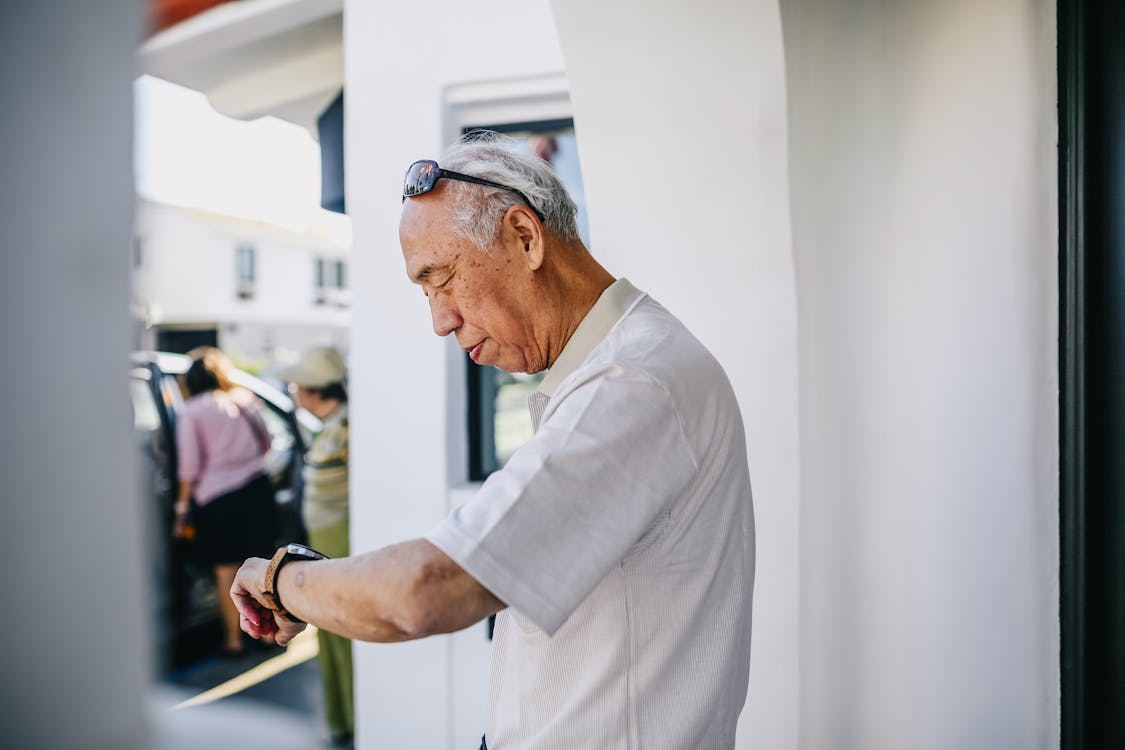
[{"x1": 402, "y1": 159, "x2": 544, "y2": 221}]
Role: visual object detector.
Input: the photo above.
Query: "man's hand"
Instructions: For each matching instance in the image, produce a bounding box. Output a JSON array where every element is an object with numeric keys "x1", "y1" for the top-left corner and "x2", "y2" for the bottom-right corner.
[
  {"x1": 227, "y1": 540, "x2": 504, "y2": 644},
  {"x1": 230, "y1": 557, "x2": 306, "y2": 646}
]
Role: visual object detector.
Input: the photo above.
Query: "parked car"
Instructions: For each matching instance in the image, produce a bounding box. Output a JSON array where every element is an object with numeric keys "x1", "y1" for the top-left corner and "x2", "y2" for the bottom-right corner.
[{"x1": 129, "y1": 351, "x2": 321, "y2": 670}]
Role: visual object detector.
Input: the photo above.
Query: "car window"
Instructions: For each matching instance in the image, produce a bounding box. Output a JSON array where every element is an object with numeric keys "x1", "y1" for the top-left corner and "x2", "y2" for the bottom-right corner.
[
  {"x1": 130, "y1": 376, "x2": 161, "y2": 433},
  {"x1": 163, "y1": 374, "x2": 185, "y2": 408},
  {"x1": 258, "y1": 401, "x2": 296, "y2": 480}
]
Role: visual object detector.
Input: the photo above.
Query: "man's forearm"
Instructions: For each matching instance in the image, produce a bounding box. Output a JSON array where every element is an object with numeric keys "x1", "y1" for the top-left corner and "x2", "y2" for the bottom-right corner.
[{"x1": 274, "y1": 538, "x2": 504, "y2": 642}]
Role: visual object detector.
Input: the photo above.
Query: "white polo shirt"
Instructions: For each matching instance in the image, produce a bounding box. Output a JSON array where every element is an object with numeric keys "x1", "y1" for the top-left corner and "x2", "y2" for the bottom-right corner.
[{"x1": 426, "y1": 279, "x2": 755, "y2": 749}]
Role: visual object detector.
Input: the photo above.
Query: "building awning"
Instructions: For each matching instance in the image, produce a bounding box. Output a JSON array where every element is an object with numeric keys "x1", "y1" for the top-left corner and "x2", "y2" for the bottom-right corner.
[{"x1": 139, "y1": 0, "x2": 343, "y2": 132}]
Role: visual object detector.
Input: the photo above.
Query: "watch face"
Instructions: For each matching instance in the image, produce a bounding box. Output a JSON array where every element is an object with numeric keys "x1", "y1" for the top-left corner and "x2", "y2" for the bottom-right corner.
[{"x1": 285, "y1": 543, "x2": 327, "y2": 560}]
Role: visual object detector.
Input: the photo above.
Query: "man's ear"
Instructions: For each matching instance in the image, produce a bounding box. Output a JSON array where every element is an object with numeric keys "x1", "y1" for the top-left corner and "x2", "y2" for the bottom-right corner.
[{"x1": 505, "y1": 205, "x2": 545, "y2": 271}]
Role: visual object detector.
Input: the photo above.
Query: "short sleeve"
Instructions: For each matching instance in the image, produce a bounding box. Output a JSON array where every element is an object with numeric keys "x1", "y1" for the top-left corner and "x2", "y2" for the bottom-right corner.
[
  {"x1": 426, "y1": 365, "x2": 698, "y2": 635},
  {"x1": 176, "y1": 407, "x2": 202, "y2": 482}
]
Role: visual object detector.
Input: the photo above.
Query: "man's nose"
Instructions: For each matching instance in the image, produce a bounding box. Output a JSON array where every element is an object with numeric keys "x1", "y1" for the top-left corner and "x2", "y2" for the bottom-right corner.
[{"x1": 429, "y1": 294, "x2": 461, "y2": 337}]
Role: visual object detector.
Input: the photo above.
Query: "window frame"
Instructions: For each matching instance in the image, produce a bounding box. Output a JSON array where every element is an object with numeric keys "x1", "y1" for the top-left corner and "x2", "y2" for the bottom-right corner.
[
  {"x1": 235, "y1": 243, "x2": 256, "y2": 300},
  {"x1": 442, "y1": 75, "x2": 576, "y2": 487},
  {"x1": 457, "y1": 116, "x2": 584, "y2": 482}
]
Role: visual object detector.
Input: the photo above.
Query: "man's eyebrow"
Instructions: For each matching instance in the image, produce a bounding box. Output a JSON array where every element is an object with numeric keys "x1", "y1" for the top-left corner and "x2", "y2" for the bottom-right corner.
[
  {"x1": 411, "y1": 259, "x2": 456, "y2": 284},
  {"x1": 411, "y1": 264, "x2": 436, "y2": 283}
]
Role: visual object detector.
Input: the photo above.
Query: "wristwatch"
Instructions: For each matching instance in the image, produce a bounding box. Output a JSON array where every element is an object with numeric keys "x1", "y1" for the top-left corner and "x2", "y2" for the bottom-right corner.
[{"x1": 262, "y1": 543, "x2": 329, "y2": 623}]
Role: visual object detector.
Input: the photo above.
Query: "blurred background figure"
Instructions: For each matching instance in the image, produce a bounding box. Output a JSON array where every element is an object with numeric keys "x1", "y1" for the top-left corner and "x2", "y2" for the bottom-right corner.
[
  {"x1": 174, "y1": 346, "x2": 277, "y2": 656},
  {"x1": 278, "y1": 346, "x2": 353, "y2": 748}
]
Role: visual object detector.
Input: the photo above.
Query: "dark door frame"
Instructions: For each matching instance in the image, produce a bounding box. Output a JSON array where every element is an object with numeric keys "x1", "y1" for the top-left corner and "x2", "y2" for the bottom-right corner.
[{"x1": 1058, "y1": 0, "x2": 1125, "y2": 747}]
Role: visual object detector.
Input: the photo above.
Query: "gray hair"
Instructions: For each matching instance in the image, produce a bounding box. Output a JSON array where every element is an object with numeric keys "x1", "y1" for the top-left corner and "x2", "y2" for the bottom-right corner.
[{"x1": 440, "y1": 132, "x2": 580, "y2": 250}]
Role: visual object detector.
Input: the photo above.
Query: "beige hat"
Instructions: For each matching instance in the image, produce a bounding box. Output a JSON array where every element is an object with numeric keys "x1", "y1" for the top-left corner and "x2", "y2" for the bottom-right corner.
[{"x1": 276, "y1": 346, "x2": 347, "y2": 388}]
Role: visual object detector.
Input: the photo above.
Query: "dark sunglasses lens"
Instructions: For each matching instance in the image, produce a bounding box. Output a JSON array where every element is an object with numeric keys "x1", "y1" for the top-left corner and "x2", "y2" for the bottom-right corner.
[{"x1": 403, "y1": 160, "x2": 439, "y2": 197}]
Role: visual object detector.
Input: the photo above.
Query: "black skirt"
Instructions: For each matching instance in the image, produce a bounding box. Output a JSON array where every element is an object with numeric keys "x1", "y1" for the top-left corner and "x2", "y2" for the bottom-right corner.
[{"x1": 192, "y1": 473, "x2": 277, "y2": 565}]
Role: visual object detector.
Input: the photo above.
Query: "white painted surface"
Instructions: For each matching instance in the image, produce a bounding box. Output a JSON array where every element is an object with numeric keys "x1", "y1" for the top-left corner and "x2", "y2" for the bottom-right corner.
[
  {"x1": 0, "y1": 1, "x2": 1062, "y2": 747},
  {"x1": 339, "y1": 0, "x2": 1059, "y2": 747},
  {"x1": 1, "y1": 1, "x2": 148, "y2": 746},
  {"x1": 550, "y1": 1, "x2": 798, "y2": 747},
  {"x1": 781, "y1": 0, "x2": 1059, "y2": 747},
  {"x1": 343, "y1": 2, "x2": 567, "y2": 747},
  {"x1": 138, "y1": 0, "x2": 344, "y2": 129},
  {"x1": 133, "y1": 200, "x2": 350, "y2": 362}
]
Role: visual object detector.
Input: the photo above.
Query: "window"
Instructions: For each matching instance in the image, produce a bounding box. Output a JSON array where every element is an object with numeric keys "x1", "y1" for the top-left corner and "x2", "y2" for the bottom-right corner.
[
  {"x1": 331, "y1": 260, "x2": 350, "y2": 306},
  {"x1": 235, "y1": 244, "x2": 255, "y2": 300},
  {"x1": 465, "y1": 118, "x2": 588, "y2": 481},
  {"x1": 132, "y1": 236, "x2": 144, "y2": 268},
  {"x1": 313, "y1": 256, "x2": 327, "y2": 304},
  {"x1": 314, "y1": 257, "x2": 349, "y2": 307}
]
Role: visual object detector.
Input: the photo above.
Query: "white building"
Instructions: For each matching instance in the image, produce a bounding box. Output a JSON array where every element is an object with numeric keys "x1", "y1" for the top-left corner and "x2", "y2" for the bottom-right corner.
[
  {"x1": 6, "y1": 0, "x2": 1123, "y2": 748},
  {"x1": 132, "y1": 198, "x2": 351, "y2": 367}
]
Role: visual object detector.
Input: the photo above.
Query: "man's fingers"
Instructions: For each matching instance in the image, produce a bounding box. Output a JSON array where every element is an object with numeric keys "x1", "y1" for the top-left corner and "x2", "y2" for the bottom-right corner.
[
  {"x1": 239, "y1": 615, "x2": 260, "y2": 638},
  {"x1": 231, "y1": 590, "x2": 283, "y2": 641},
  {"x1": 260, "y1": 615, "x2": 279, "y2": 637},
  {"x1": 238, "y1": 605, "x2": 278, "y2": 638},
  {"x1": 230, "y1": 592, "x2": 263, "y2": 625},
  {"x1": 274, "y1": 621, "x2": 306, "y2": 647},
  {"x1": 229, "y1": 557, "x2": 281, "y2": 641}
]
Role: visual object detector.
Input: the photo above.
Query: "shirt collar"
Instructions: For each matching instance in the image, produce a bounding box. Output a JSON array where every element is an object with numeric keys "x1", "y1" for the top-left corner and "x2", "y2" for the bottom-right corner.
[{"x1": 536, "y1": 278, "x2": 646, "y2": 397}]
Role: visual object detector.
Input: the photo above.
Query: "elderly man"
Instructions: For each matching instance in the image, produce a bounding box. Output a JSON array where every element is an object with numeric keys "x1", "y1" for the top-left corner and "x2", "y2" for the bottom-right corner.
[{"x1": 231, "y1": 136, "x2": 755, "y2": 749}]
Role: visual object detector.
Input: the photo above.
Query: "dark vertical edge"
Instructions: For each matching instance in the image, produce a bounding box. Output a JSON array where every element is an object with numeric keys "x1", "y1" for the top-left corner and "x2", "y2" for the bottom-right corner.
[
  {"x1": 466, "y1": 355, "x2": 485, "y2": 481},
  {"x1": 1085, "y1": 0, "x2": 1125, "y2": 744},
  {"x1": 1060, "y1": 0, "x2": 1125, "y2": 745},
  {"x1": 1057, "y1": 0, "x2": 1086, "y2": 747}
]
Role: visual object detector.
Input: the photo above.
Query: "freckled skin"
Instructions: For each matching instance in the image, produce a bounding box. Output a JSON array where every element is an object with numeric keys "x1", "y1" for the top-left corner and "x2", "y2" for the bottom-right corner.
[{"x1": 399, "y1": 181, "x2": 615, "y2": 375}]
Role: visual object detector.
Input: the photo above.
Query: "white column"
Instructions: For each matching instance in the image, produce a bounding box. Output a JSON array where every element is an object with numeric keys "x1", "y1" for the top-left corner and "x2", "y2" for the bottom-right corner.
[
  {"x1": 0, "y1": 2, "x2": 149, "y2": 747},
  {"x1": 343, "y1": 2, "x2": 567, "y2": 747},
  {"x1": 781, "y1": 0, "x2": 1059, "y2": 747},
  {"x1": 550, "y1": 1, "x2": 800, "y2": 747}
]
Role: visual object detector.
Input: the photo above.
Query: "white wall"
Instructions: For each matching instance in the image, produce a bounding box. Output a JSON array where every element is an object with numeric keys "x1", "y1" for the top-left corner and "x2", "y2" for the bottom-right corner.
[
  {"x1": 133, "y1": 201, "x2": 350, "y2": 361},
  {"x1": 551, "y1": 1, "x2": 799, "y2": 747},
  {"x1": 780, "y1": 0, "x2": 1059, "y2": 747},
  {"x1": 0, "y1": 1, "x2": 149, "y2": 747},
  {"x1": 344, "y1": 1, "x2": 567, "y2": 747},
  {"x1": 135, "y1": 201, "x2": 349, "y2": 325},
  {"x1": 343, "y1": 0, "x2": 1060, "y2": 748}
]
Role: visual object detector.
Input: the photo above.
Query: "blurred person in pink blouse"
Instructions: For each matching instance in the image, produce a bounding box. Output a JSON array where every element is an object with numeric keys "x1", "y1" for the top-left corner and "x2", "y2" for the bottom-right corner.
[{"x1": 173, "y1": 346, "x2": 276, "y2": 655}]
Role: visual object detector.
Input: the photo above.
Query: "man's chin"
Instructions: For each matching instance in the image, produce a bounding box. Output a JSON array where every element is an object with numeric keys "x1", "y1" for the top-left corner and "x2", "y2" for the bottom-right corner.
[{"x1": 489, "y1": 351, "x2": 541, "y2": 375}]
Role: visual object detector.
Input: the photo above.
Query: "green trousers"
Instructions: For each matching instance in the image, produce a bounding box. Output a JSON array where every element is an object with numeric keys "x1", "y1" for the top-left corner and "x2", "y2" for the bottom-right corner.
[{"x1": 308, "y1": 519, "x2": 354, "y2": 738}]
